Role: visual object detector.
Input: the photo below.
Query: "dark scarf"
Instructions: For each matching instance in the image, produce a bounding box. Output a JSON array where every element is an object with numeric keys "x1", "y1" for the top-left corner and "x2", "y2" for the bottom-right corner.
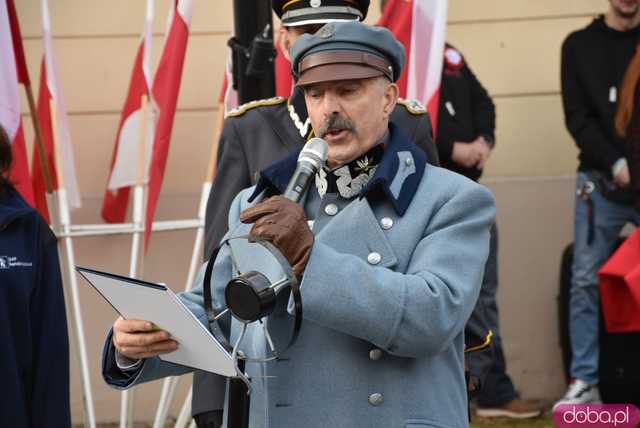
[{"x1": 315, "y1": 143, "x2": 385, "y2": 199}]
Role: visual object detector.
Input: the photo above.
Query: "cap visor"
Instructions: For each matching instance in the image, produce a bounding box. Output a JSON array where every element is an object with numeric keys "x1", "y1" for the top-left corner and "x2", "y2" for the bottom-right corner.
[{"x1": 296, "y1": 63, "x2": 385, "y2": 86}]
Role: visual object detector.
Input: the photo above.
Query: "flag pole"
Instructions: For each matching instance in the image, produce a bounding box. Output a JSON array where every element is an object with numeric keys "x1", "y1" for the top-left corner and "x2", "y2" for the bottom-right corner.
[
  {"x1": 24, "y1": 83, "x2": 53, "y2": 193},
  {"x1": 174, "y1": 389, "x2": 194, "y2": 428},
  {"x1": 50, "y1": 98, "x2": 97, "y2": 428},
  {"x1": 155, "y1": 104, "x2": 225, "y2": 428},
  {"x1": 119, "y1": 94, "x2": 149, "y2": 428}
]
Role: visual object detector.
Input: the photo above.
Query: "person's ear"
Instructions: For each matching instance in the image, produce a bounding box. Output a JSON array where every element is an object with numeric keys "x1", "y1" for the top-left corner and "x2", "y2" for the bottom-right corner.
[
  {"x1": 382, "y1": 82, "x2": 399, "y2": 118},
  {"x1": 278, "y1": 27, "x2": 292, "y2": 62}
]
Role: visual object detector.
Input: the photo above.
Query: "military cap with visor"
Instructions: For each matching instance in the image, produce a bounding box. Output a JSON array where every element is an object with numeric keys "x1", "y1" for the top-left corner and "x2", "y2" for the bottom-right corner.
[
  {"x1": 273, "y1": 0, "x2": 370, "y2": 27},
  {"x1": 290, "y1": 21, "x2": 406, "y2": 87}
]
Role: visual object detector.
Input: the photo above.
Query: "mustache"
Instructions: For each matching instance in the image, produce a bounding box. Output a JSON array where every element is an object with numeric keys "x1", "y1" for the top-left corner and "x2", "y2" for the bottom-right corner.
[{"x1": 317, "y1": 114, "x2": 355, "y2": 137}]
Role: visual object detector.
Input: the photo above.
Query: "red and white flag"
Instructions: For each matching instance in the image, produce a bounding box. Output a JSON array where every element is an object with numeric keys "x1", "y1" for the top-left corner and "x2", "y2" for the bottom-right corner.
[
  {"x1": 32, "y1": 0, "x2": 81, "y2": 221},
  {"x1": 378, "y1": 0, "x2": 448, "y2": 134},
  {"x1": 0, "y1": 0, "x2": 34, "y2": 204},
  {"x1": 144, "y1": 0, "x2": 193, "y2": 247},
  {"x1": 101, "y1": 0, "x2": 155, "y2": 223}
]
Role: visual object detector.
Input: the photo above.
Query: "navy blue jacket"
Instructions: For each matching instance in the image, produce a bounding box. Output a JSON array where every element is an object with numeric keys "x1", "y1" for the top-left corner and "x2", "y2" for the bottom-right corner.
[{"x1": 0, "y1": 186, "x2": 70, "y2": 428}]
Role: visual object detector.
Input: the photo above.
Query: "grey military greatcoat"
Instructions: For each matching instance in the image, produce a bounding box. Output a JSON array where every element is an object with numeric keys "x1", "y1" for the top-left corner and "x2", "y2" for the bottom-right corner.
[{"x1": 103, "y1": 123, "x2": 495, "y2": 428}]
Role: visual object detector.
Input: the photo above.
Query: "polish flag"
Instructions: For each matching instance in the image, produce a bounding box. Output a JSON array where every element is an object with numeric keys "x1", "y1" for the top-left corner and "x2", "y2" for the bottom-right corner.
[
  {"x1": 32, "y1": 0, "x2": 81, "y2": 221},
  {"x1": 378, "y1": 0, "x2": 448, "y2": 134},
  {"x1": 0, "y1": 0, "x2": 34, "y2": 204},
  {"x1": 101, "y1": 0, "x2": 155, "y2": 223},
  {"x1": 144, "y1": 0, "x2": 193, "y2": 247}
]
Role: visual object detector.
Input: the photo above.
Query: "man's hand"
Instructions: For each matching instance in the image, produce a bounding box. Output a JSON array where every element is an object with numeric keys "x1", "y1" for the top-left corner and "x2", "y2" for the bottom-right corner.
[
  {"x1": 452, "y1": 141, "x2": 483, "y2": 168},
  {"x1": 240, "y1": 195, "x2": 314, "y2": 277},
  {"x1": 112, "y1": 317, "x2": 178, "y2": 360},
  {"x1": 613, "y1": 162, "x2": 631, "y2": 188},
  {"x1": 452, "y1": 138, "x2": 492, "y2": 169},
  {"x1": 474, "y1": 137, "x2": 493, "y2": 170}
]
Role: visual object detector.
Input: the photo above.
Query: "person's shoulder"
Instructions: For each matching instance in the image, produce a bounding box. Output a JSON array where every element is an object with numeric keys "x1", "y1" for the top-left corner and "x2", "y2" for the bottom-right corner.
[
  {"x1": 394, "y1": 98, "x2": 428, "y2": 116},
  {"x1": 0, "y1": 188, "x2": 55, "y2": 247},
  {"x1": 225, "y1": 96, "x2": 288, "y2": 120},
  {"x1": 563, "y1": 17, "x2": 601, "y2": 47},
  {"x1": 421, "y1": 165, "x2": 494, "y2": 205}
]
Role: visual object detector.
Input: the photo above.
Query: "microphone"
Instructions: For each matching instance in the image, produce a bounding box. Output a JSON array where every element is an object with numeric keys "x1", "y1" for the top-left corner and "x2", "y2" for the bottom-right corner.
[{"x1": 283, "y1": 137, "x2": 329, "y2": 202}]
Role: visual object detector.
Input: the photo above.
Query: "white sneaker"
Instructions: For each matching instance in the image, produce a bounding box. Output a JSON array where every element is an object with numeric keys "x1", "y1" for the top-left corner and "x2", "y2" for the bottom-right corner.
[{"x1": 553, "y1": 379, "x2": 602, "y2": 409}]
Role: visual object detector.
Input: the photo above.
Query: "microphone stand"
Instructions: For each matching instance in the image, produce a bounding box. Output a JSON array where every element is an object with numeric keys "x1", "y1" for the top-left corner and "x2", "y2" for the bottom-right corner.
[{"x1": 226, "y1": 359, "x2": 250, "y2": 428}]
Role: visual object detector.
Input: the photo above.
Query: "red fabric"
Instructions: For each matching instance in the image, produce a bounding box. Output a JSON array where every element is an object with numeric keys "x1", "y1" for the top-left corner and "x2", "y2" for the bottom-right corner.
[
  {"x1": 275, "y1": 41, "x2": 293, "y2": 97},
  {"x1": 101, "y1": 41, "x2": 148, "y2": 223},
  {"x1": 145, "y1": 4, "x2": 190, "y2": 249},
  {"x1": 31, "y1": 59, "x2": 57, "y2": 222},
  {"x1": 377, "y1": 0, "x2": 413, "y2": 98},
  {"x1": 218, "y1": 73, "x2": 228, "y2": 104},
  {"x1": 599, "y1": 229, "x2": 640, "y2": 332},
  {"x1": 6, "y1": 0, "x2": 29, "y2": 85},
  {"x1": 428, "y1": 90, "x2": 440, "y2": 137},
  {"x1": 9, "y1": 123, "x2": 34, "y2": 205}
]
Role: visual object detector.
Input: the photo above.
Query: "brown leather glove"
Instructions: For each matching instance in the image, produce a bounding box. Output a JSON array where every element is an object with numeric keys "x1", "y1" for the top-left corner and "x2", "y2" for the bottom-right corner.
[{"x1": 239, "y1": 195, "x2": 314, "y2": 278}]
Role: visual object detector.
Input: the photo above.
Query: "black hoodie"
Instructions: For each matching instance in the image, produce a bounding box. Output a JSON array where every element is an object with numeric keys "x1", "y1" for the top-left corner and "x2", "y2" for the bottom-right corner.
[
  {"x1": 0, "y1": 186, "x2": 70, "y2": 428},
  {"x1": 561, "y1": 15, "x2": 640, "y2": 175}
]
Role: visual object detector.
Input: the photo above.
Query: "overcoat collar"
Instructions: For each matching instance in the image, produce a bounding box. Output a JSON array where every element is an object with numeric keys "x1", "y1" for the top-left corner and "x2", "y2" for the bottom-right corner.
[{"x1": 248, "y1": 122, "x2": 427, "y2": 216}]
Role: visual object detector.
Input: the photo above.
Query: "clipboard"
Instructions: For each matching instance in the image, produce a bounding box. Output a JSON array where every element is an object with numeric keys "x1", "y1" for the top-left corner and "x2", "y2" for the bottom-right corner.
[{"x1": 77, "y1": 267, "x2": 236, "y2": 377}]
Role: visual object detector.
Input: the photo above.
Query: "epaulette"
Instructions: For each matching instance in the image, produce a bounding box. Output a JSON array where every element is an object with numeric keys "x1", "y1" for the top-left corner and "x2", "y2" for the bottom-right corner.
[
  {"x1": 397, "y1": 98, "x2": 427, "y2": 115},
  {"x1": 225, "y1": 96, "x2": 287, "y2": 118}
]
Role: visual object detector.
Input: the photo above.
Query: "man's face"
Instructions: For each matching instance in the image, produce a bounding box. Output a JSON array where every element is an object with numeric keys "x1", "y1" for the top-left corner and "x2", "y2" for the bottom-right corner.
[
  {"x1": 610, "y1": 0, "x2": 640, "y2": 18},
  {"x1": 303, "y1": 77, "x2": 397, "y2": 168},
  {"x1": 279, "y1": 25, "x2": 323, "y2": 61}
]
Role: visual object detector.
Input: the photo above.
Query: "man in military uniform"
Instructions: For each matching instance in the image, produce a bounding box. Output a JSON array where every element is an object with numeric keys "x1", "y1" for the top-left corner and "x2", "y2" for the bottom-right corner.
[
  {"x1": 198, "y1": 2, "x2": 438, "y2": 425},
  {"x1": 102, "y1": 21, "x2": 495, "y2": 428}
]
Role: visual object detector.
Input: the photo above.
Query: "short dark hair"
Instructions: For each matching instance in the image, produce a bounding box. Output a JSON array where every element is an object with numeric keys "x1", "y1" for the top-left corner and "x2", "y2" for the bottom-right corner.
[{"x1": 0, "y1": 125, "x2": 13, "y2": 190}]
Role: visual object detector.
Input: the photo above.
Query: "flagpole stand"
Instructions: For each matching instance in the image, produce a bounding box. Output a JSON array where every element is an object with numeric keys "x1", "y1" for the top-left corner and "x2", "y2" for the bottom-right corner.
[
  {"x1": 153, "y1": 182, "x2": 211, "y2": 428},
  {"x1": 50, "y1": 100, "x2": 97, "y2": 428},
  {"x1": 169, "y1": 105, "x2": 224, "y2": 428},
  {"x1": 120, "y1": 93, "x2": 150, "y2": 428}
]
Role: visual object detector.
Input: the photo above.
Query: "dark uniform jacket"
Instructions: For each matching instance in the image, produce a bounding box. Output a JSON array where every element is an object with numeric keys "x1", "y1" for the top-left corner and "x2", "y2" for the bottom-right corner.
[
  {"x1": 195, "y1": 89, "x2": 491, "y2": 418},
  {"x1": 436, "y1": 44, "x2": 496, "y2": 182},
  {"x1": 0, "y1": 186, "x2": 70, "y2": 428}
]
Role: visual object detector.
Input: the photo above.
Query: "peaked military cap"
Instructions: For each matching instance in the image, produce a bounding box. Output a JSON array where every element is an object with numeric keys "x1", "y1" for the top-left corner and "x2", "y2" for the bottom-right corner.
[
  {"x1": 291, "y1": 21, "x2": 405, "y2": 86},
  {"x1": 273, "y1": 0, "x2": 370, "y2": 27}
]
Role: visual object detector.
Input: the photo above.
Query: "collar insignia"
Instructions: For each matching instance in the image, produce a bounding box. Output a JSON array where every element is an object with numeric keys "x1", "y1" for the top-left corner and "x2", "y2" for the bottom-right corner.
[{"x1": 249, "y1": 123, "x2": 427, "y2": 216}]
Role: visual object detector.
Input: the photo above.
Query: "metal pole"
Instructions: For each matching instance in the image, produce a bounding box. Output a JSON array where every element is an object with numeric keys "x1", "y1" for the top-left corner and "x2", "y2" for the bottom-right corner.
[
  {"x1": 50, "y1": 99, "x2": 97, "y2": 428},
  {"x1": 167, "y1": 103, "x2": 225, "y2": 427},
  {"x1": 174, "y1": 389, "x2": 193, "y2": 428},
  {"x1": 120, "y1": 92, "x2": 150, "y2": 428},
  {"x1": 153, "y1": 181, "x2": 211, "y2": 428}
]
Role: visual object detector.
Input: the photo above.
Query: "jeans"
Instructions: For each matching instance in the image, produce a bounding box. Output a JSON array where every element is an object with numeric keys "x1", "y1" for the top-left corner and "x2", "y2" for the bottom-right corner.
[
  {"x1": 475, "y1": 223, "x2": 519, "y2": 407},
  {"x1": 570, "y1": 172, "x2": 640, "y2": 385}
]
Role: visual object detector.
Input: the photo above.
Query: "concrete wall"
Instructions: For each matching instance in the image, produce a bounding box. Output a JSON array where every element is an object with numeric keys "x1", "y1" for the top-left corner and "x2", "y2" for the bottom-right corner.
[{"x1": 11, "y1": 0, "x2": 610, "y2": 423}]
